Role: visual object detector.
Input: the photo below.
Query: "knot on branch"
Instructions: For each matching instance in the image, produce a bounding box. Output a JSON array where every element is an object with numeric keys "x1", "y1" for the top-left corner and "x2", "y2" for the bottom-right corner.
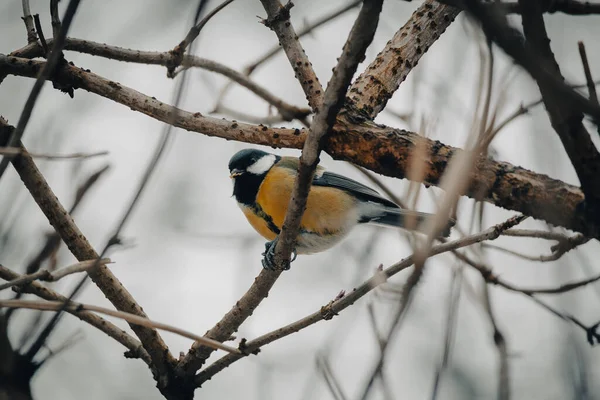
[
  {"x1": 320, "y1": 300, "x2": 338, "y2": 320},
  {"x1": 261, "y1": 1, "x2": 294, "y2": 30},
  {"x1": 166, "y1": 47, "x2": 185, "y2": 78},
  {"x1": 586, "y1": 321, "x2": 600, "y2": 345},
  {"x1": 238, "y1": 338, "x2": 260, "y2": 356}
]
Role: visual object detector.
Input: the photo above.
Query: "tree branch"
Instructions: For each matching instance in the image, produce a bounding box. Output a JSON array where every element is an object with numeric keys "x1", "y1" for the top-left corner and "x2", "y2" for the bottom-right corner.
[
  {"x1": 9, "y1": 38, "x2": 311, "y2": 121},
  {"x1": 347, "y1": 0, "x2": 460, "y2": 119},
  {"x1": 0, "y1": 300, "x2": 241, "y2": 355},
  {"x1": 195, "y1": 215, "x2": 526, "y2": 385},
  {"x1": 0, "y1": 118, "x2": 175, "y2": 380},
  {"x1": 259, "y1": 0, "x2": 324, "y2": 111},
  {"x1": 0, "y1": 265, "x2": 151, "y2": 365},
  {"x1": 518, "y1": 0, "x2": 600, "y2": 231}
]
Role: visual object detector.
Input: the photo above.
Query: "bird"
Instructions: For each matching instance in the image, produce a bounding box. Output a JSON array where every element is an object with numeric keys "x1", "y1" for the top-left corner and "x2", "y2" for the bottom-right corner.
[{"x1": 228, "y1": 148, "x2": 454, "y2": 270}]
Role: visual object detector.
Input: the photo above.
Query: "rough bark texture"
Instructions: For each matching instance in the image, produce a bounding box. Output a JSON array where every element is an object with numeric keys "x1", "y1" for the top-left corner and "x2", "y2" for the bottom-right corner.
[{"x1": 346, "y1": 0, "x2": 460, "y2": 119}]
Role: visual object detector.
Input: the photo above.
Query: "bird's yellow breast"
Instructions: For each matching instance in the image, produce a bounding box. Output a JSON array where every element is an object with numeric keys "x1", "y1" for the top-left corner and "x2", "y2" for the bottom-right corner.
[{"x1": 247, "y1": 166, "x2": 356, "y2": 237}]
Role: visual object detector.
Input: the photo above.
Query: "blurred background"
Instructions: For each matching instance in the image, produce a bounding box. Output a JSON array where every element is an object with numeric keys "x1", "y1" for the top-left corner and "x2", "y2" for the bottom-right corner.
[{"x1": 1, "y1": 0, "x2": 600, "y2": 398}]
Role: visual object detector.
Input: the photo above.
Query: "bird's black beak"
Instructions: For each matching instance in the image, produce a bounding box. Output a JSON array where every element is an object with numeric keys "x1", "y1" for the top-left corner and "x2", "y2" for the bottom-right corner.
[{"x1": 229, "y1": 169, "x2": 243, "y2": 179}]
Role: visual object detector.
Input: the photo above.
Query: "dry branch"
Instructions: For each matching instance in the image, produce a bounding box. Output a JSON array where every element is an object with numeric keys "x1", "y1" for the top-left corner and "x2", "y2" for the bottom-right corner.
[
  {"x1": 347, "y1": 0, "x2": 460, "y2": 119},
  {"x1": 0, "y1": 265, "x2": 151, "y2": 364},
  {"x1": 0, "y1": 299, "x2": 241, "y2": 354},
  {"x1": 259, "y1": 0, "x2": 324, "y2": 111},
  {"x1": 9, "y1": 38, "x2": 311, "y2": 121},
  {"x1": 0, "y1": 118, "x2": 175, "y2": 379},
  {"x1": 195, "y1": 215, "x2": 526, "y2": 384},
  {"x1": 518, "y1": 0, "x2": 600, "y2": 231}
]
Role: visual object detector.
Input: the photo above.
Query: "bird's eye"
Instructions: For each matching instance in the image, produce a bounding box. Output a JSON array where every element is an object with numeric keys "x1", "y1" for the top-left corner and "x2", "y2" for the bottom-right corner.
[{"x1": 250, "y1": 158, "x2": 256, "y2": 163}]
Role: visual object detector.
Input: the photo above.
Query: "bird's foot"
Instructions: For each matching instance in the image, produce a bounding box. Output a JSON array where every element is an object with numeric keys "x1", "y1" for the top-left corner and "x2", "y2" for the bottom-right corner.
[{"x1": 261, "y1": 238, "x2": 296, "y2": 271}]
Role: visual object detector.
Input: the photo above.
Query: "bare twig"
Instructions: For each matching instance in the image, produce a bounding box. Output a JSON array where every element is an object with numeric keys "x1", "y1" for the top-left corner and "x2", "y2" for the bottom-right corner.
[
  {"x1": 0, "y1": 0, "x2": 81, "y2": 180},
  {"x1": 10, "y1": 38, "x2": 311, "y2": 121},
  {"x1": 0, "y1": 300, "x2": 241, "y2": 355},
  {"x1": 0, "y1": 259, "x2": 112, "y2": 291},
  {"x1": 50, "y1": 0, "x2": 62, "y2": 39},
  {"x1": 196, "y1": 215, "x2": 527, "y2": 385},
  {"x1": 482, "y1": 283, "x2": 510, "y2": 400},
  {"x1": 215, "y1": 0, "x2": 361, "y2": 107},
  {"x1": 21, "y1": 0, "x2": 37, "y2": 43},
  {"x1": 168, "y1": 0, "x2": 235, "y2": 76},
  {"x1": 0, "y1": 118, "x2": 175, "y2": 377},
  {"x1": 0, "y1": 147, "x2": 108, "y2": 160},
  {"x1": 0, "y1": 265, "x2": 151, "y2": 364},
  {"x1": 245, "y1": 0, "x2": 361, "y2": 75},
  {"x1": 578, "y1": 42, "x2": 599, "y2": 107},
  {"x1": 259, "y1": 0, "x2": 324, "y2": 111}
]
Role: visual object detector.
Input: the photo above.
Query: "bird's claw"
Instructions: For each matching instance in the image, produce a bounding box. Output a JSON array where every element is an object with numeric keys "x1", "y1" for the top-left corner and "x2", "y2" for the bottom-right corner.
[{"x1": 261, "y1": 238, "x2": 296, "y2": 271}]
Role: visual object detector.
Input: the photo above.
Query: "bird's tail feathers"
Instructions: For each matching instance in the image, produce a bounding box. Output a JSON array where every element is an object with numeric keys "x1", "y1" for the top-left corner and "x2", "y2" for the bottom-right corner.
[{"x1": 363, "y1": 206, "x2": 455, "y2": 237}]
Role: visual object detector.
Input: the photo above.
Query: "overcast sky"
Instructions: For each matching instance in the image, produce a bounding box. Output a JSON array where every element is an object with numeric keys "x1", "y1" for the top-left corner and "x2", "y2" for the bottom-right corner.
[{"x1": 2, "y1": 1, "x2": 600, "y2": 399}]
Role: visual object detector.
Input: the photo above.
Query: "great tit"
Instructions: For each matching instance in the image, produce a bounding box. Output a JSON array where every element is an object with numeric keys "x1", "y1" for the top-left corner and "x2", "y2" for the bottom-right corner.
[{"x1": 228, "y1": 148, "x2": 453, "y2": 270}]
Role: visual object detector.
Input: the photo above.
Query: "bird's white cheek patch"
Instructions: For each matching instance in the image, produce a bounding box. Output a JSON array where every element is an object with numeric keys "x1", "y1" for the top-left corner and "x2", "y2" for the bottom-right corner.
[{"x1": 248, "y1": 154, "x2": 276, "y2": 174}]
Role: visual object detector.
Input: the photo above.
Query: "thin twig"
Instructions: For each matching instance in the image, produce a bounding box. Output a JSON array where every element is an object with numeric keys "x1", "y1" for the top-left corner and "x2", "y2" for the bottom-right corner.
[
  {"x1": 50, "y1": 0, "x2": 62, "y2": 40},
  {"x1": 195, "y1": 215, "x2": 527, "y2": 385},
  {"x1": 482, "y1": 282, "x2": 510, "y2": 400},
  {"x1": 259, "y1": 0, "x2": 324, "y2": 111},
  {"x1": 0, "y1": 265, "x2": 151, "y2": 364},
  {"x1": 10, "y1": 38, "x2": 311, "y2": 121},
  {"x1": 0, "y1": 300, "x2": 241, "y2": 355},
  {"x1": 215, "y1": 0, "x2": 361, "y2": 107},
  {"x1": 0, "y1": 147, "x2": 108, "y2": 160},
  {"x1": 578, "y1": 41, "x2": 599, "y2": 107},
  {"x1": 0, "y1": 0, "x2": 81, "y2": 180},
  {"x1": 21, "y1": 0, "x2": 37, "y2": 43},
  {"x1": 168, "y1": 0, "x2": 235, "y2": 76},
  {"x1": 0, "y1": 259, "x2": 112, "y2": 291}
]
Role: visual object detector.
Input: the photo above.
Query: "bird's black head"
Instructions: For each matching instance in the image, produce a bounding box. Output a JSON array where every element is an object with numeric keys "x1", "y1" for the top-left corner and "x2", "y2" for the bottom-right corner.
[{"x1": 229, "y1": 149, "x2": 279, "y2": 205}]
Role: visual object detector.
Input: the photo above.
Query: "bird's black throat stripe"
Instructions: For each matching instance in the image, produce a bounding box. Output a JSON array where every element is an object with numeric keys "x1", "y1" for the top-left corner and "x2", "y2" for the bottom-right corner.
[{"x1": 251, "y1": 203, "x2": 281, "y2": 235}]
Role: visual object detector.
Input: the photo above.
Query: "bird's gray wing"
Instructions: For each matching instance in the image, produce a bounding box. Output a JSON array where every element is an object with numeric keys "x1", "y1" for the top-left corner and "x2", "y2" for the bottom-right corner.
[{"x1": 312, "y1": 170, "x2": 398, "y2": 208}]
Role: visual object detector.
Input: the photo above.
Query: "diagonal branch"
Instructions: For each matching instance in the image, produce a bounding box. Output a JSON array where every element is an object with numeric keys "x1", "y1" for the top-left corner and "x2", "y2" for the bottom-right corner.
[
  {"x1": 346, "y1": 0, "x2": 460, "y2": 119},
  {"x1": 259, "y1": 0, "x2": 324, "y2": 111},
  {"x1": 195, "y1": 215, "x2": 525, "y2": 385},
  {"x1": 0, "y1": 118, "x2": 175, "y2": 379},
  {"x1": 175, "y1": 0, "x2": 384, "y2": 379},
  {"x1": 0, "y1": 265, "x2": 151, "y2": 364}
]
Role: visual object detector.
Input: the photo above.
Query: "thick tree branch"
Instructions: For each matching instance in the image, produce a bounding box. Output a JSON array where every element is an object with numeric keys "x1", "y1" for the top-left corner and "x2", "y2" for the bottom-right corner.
[
  {"x1": 0, "y1": 118, "x2": 175, "y2": 380},
  {"x1": 175, "y1": 0, "x2": 384, "y2": 379},
  {"x1": 259, "y1": 0, "x2": 324, "y2": 111},
  {"x1": 517, "y1": 0, "x2": 600, "y2": 231},
  {"x1": 1, "y1": 54, "x2": 594, "y2": 237},
  {"x1": 347, "y1": 0, "x2": 461, "y2": 119},
  {"x1": 0, "y1": 265, "x2": 151, "y2": 365},
  {"x1": 8, "y1": 38, "x2": 311, "y2": 121}
]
